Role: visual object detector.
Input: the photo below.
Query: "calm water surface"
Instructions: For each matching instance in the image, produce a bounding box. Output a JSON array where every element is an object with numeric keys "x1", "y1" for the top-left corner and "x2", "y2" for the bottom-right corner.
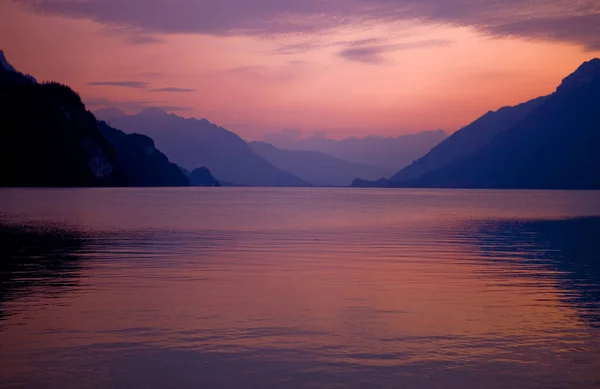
[{"x1": 1, "y1": 188, "x2": 600, "y2": 388}]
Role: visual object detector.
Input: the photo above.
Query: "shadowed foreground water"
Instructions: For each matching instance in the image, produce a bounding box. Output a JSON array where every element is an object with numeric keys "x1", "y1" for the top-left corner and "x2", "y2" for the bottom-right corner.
[{"x1": 1, "y1": 188, "x2": 600, "y2": 389}]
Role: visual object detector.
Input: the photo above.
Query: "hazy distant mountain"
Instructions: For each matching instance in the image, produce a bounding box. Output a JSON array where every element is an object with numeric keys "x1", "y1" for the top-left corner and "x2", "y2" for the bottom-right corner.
[
  {"x1": 265, "y1": 130, "x2": 447, "y2": 172},
  {"x1": 95, "y1": 107, "x2": 127, "y2": 122},
  {"x1": 389, "y1": 97, "x2": 548, "y2": 182},
  {"x1": 104, "y1": 109, "x2": 311, "y2": 187},
  {"x1": 249, "y1": 141, "x2": 389, "y2": 186},
  {"x1": 98, "y1": 121, "x2": 190, "y2": 187},
  {"x1": 0, "y1": 50, "x2": 191, "y2": 187},
  {"x1": 376, "y1": 58, "x2": 600, "y2": 189}
]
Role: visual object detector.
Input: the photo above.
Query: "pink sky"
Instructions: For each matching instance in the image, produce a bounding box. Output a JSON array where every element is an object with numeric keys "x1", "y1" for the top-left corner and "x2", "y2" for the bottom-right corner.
[{"x1": 1, "y1": 0, "x2": 599, "y2": 140}]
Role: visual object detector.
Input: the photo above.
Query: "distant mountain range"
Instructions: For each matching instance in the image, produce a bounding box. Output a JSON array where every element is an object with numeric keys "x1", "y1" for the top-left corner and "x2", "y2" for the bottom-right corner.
[
  {"x1": 265, "y1": 130, "x2": 447, "y2": 172},
  {"x1": 100, "y1": 108, "x2": 311, "y2": 187},
  {"x1": 0, "y1": 50, "x2": 212, "y2": 187},
  {"x1": 4, "y1": 46, "x2": 598, "y2": 190},
  {"x1": 248, "y1": 141, "x2": 389, "y2": 186},
  {"x1": 355, "y1": 58, "x2": 600, "y2": 189}
]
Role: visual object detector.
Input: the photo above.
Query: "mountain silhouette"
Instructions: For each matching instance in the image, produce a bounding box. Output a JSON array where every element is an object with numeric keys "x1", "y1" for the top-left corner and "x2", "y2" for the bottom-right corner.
[
  {"x1": 104, "y1": 109, "x2": 311, "y2": 187},
  {"x1": 1, "y1": 54, "x2": 123, "y2": 186},
  {"x1": 0, "y1": 50, "x2": 195, "y2": 187},
  {"x1": 265, "y1": 130, "x2": 447, "y2": 172},
  {"x1": 356, "y1": 58, "x2": 600, "y2": 190},
  {"x1": 189, "y1": 167, "x2": 221, "y2": 187},
  {"x1": 390, "y1": 96, "x2": 548, "y2": 183},
  {"x1": 249, "y1": 141, "x2": 388, "y2": 186},
  {"x1": 398, "y1": 58, "x2": 600, "y2": 189},
  {"x1": 98, "y1": 121, "x2": 190, "y2": 186}
]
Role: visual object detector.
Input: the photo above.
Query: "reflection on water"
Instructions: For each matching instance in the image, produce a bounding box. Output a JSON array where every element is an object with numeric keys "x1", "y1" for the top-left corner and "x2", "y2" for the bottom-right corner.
[
  {"x1": 468, "y1": 218, "x2": 600, "y2": 326},
  {"x1": 0, "y1": 225, "x2": 87, "y2": 320},
  {"x1": 0, "y1": 188, "x2": 599, "y2": 389}
]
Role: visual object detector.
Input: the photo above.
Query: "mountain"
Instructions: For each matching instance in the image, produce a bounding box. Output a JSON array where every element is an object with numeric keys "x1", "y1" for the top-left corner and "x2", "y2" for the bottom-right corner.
[
  {"x1": 98, "y1": 121, "x2": 190, "y2": 186},
  {"x1": 387, "y1": 58, "x2": 600, "y2": 189},
  {"x1": 104, "y1": 109, "x2": 311, "y2": 187},
  {"x1": 1, "y1": 60, "x2": 122, "y2": 186},
  {"x1": 189, "y1": 167, "x2": 221, "y2": 187},
  {"x1": 249, "y1": 141, "x2": 388, "y2": 186},
  {"x1": 389, "y1": 97, "x2": 548, "y2": 182},
  {"x1": 265, "y1": 130, "x2": 447, "y2": 172},
  {"x1": 0, "y1": 50, "x2": 36, "y2": 83},
  {"x1": 95, "y1": 107, "x2": 127, "y2": 122},
  {"x1": 0, "y1": 49, "x2": 193, "y2": 187}
]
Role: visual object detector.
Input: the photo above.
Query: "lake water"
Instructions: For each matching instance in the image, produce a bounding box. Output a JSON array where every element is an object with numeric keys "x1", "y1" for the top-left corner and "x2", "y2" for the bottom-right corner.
[{"x1": 1, "y1": 188, "x2": 600, "y2": 389}]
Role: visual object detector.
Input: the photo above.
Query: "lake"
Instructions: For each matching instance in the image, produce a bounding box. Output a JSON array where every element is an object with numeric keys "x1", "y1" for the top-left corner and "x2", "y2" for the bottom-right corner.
[{"x1": 1, "y1": 188, "x2": 600, "y2": 388}]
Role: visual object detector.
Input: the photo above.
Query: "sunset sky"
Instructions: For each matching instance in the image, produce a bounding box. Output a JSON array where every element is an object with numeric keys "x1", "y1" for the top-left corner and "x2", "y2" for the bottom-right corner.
[{"x1": 1, "y1": 0, "x2": 599, "y2": 140}]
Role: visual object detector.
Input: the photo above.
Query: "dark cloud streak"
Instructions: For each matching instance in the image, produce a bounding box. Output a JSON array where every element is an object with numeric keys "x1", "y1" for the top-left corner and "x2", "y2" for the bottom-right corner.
[
  {"x1": 149, "y1": 87, "x2": 196, "y2": 92},
  {"x1": 337, "y1": 39, "x2": 452, "y2": 63},
  {"x1": 88, "y1": 81, "x2": 148, "y2": 88}
]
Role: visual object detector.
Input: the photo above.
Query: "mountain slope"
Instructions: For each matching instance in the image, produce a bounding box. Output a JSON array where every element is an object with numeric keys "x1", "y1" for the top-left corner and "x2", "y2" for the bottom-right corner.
[
  {"x1": 0, "y1": 49, "x2": 192, "y2": 188},
  {"x1": 395, "y1": 58, "x2": 600, "y2": 189},
  {"x1": 106, "y1": 109, "x2": 311, "y2": 187},
  {"x1": 249, "y1": 141, "x2": 388, "y2": 186},
  {"x1": 189, "y1": 167, "x2": 221, "y2": 187},
  {"x1": 266, "y1": 130, "x2": 447, "y2": 172},
  {"x1": 98, "y1": 121, "x2": 190, "y2": 186},
  {"x1": 390, "y1": 96, "x2": 548, "y2": 182},
  {"x1": 1, "y1": 60, "x2": 122, "y2": 187}
]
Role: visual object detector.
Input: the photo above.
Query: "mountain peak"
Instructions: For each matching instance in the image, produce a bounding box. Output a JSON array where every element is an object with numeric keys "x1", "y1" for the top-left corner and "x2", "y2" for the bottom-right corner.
[
  {"x1": 0, "y1": 49, "x2": 37, "y2": 84},
  {"x1": 558, "y1": 58, "x2": 600, "y2": 91},
  {"x1": 0, "y1": 50, "x2": 16, "y2": 72},
  {"x1": 138, "y1": 107, "x2": 170, "y2": 117}
]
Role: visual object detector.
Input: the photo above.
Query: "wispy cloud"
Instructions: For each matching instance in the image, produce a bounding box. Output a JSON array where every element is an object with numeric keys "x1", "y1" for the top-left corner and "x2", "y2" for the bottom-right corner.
[
  {"x1": 337, "y1": 39, "x2": 452, "y2": 64},
  {"x1": 270, "y1": 41, "x2": 322, "y2": 55},
  {"x1": 85, "y1": 97, "x2": 191, "y2": 112},
  {"x1": 149, "y1": 87, "x2": 196, "y2": 93},
  {"x1": 229, "y1": 61, "x2": 310, "y2": 82},
  {"x1": 126, "y1": 34, "x2": 164, "y2": 44},
  {"x1": 88, "y1": 81, "x2": 148, "y2": 88},
  {"x1": 18, "y1": 0, "x2": 600, "y2": 50}
]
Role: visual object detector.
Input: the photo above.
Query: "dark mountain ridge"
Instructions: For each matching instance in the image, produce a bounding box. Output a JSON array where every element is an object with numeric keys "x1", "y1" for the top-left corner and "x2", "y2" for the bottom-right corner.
[
  {"x1": 390, "y1": 96, "x2": 548, "y2": 183},
  {"x1": 0, "y1": 49, "x2": 201, "y2": 187},
  {"x1": 365, "y1": 58, "x2": 600, "y2": 189}
]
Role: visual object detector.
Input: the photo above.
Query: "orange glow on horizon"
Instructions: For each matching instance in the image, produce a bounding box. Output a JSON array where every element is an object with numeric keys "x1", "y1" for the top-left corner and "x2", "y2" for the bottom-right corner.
[{"x1": 1, "y1": 1, "x2": 598, "y2": 140}]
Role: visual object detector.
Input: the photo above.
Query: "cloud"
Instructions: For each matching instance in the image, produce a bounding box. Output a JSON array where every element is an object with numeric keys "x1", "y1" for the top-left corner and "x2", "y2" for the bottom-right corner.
[
  {"x1": 102, "y1": 25, "x2": 165, "y2": 44},
  {"x1": 16, "y1": 0, "x2": 600, "y2": 50},
  {"x1": 337, "y1": 39, "x2": 452, "y2": 64},
  {"x1": 270, "y1": 38, "x2": 387, "y2": 56},
  {"x1": 270, "y1": 41, "x2": 322, "y2": 55},
  {"x1": 149, "y1": 87, "x2": 196, "y2": 92},
  {"x1": 84, "y1": 97, "x2": 191, "y2": 112},
  {"x1": 229, "y1": 61, "x2": 309, "y2": 82},
  {"x1": 88, "y1": 81, "x2": 148, "y2": 88},
  {"x1": 125, "y1": 34, "x2": 164, "y2": 44},
  {"x1": 485, "y1": 14, "x2": 600, "y2": 52}
]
